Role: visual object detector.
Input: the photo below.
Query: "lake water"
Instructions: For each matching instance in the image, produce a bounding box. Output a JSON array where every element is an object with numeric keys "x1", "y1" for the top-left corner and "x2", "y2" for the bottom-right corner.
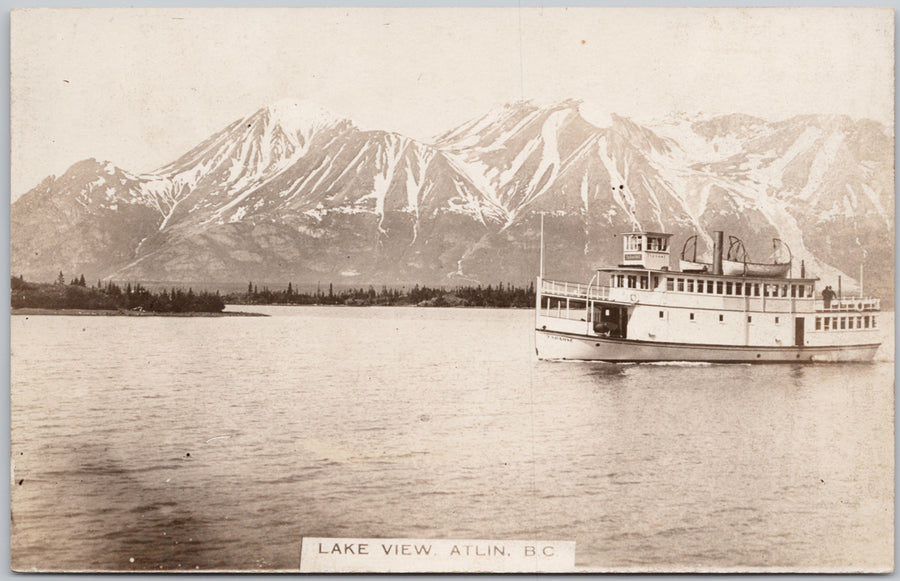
[{"x1": 10, "y1": 306, "x2": 894, "y2": 571}]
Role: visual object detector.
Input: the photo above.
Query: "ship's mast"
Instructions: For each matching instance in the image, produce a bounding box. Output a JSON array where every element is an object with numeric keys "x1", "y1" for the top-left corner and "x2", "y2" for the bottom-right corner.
[
  {"x1": 860, "y1": 263, "x2": 864, "y2": 298},
  {"x1": 539, "y1": 212, "x2": 545, "y2": 278}
]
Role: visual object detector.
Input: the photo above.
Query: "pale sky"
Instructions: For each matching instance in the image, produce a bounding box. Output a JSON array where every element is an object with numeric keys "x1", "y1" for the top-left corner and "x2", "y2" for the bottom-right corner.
[{"x1": 10, "y1": 7, "x2": 894, "y2": 199}]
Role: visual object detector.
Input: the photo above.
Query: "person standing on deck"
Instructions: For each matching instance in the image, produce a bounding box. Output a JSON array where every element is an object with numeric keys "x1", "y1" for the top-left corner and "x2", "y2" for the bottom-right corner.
[{"x1": 822, "y1": 286, "x2": 836, "y2": 309}]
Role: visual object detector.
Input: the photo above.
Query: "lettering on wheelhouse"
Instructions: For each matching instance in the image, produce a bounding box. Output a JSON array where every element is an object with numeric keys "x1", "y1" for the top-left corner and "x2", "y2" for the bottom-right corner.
[{"x1": 534, "y1": 230, "x2": 882, "y2": 362}]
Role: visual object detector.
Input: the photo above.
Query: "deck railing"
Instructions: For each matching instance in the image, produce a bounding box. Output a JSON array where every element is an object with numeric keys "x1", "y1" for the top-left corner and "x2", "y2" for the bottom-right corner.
[
  {"x1": 819, "y1": 298, "x2": 881, "y2": 312},
  {"x1": 540, "y1": 278, "x2": 610, "y2": 300},
  {"x1": 541, "y1": 277, "x2": 882, "y2": 311}
]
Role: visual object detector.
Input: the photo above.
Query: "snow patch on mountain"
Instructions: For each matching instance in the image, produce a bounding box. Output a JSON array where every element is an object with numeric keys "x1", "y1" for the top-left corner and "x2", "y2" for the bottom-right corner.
[
  {"x1": 519, "y1": 108, "x2": 567, "y2": 210},
  {"x1": 746, "y1": 127, "x2": 821, "y2": 188},
  {"x1": 596, "y1": 137, "x2": 640, "y2": 230},
  {"x1": 366, "y1": 135, "x2": 405, "y2": 232},
  {"x1": 796, "y1": 131, "x2": 843, "y2": 201}
]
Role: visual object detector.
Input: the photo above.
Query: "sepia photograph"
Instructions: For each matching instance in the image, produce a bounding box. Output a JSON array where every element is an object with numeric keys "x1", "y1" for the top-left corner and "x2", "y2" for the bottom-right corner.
[{"x1": 9, "y1": 6, "x2": 894, "y2": 572}]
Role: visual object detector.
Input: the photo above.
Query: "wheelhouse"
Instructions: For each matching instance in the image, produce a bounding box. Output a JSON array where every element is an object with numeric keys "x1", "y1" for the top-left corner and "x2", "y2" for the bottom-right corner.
[{"x1": 620, "y1": 232, "x2": 673, "y2": 270}]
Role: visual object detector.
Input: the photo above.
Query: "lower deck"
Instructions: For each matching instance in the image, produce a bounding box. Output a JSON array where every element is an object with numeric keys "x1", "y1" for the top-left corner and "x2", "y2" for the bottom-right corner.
[{"x1": 536, "y1": 276, "x2": 882, "y2": 357}]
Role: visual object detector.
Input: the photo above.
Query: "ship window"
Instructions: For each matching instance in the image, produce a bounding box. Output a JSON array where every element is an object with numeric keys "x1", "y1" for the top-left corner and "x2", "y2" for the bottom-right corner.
[
  {"x1": 652, "y1": 276, "x2": 659, "y2": 289},
  {"x1": 747, "y1": 315, "x2": 752, "y2": 323},
  {"x1": 677, "y1": 278, "x2": 684, "y2": 292},
  {"x1": 775, "y1": 317, "x2": 780, "y2": 324},
  {"x1": 648, "y1": 237, "x2": 659, "y2": 251},
  {"x1": 689, "y1": 312, "x2": 695, "y2": 321},
  {"x1": 815, "y1": 317, "x2": 821, "y2": 330},
  {"x1": 640, "y1": 276, "x2": 648, "y2": 289},
  {"x1": 735, "y1": 282, "x2": 743, "y2": 295},
  {"x1": 872, "y1": 316, "x2": 877, "y2": 328},
  {"x1": 840, "y1": 317, "x2": 846, "y2": 329},
  {"x1": 696, "y1": 280, "x2": 704, "y2": 293},
  {"x1": 832, "y1": 317, "x2": 838, "y2": 329},
  {"x1": 666, "y1": 278, "x2": 674, "y2": 291},
  {"x1": 864, "y1": 316, "x2": 870, "y2": 328},
  {"x1": 857, "y1": 316, "x2": 862, "y2": 328},
  {"x1": 546, "y1": 297, "x2": 567, "y2": 316},
  {"x1": 781, "y1": 285, "x2": 788, "y2": 297},
  {"x1": 719, "y1": 314, "x2": 724, "y2": 322},
  {"x1": 707, "y1": 280, "x2": 714, "y2": 294},
  {"x1": 618, "y1": 275, "x2": 626, "y2": 287},
  {"x1": 790, "y1": 285, "x2": 797, "y2": 297},
  {"x1": 754, "y1": 283, "x2": 760, "y2": 297},
  {"x1": 725, "y1": 282, "x2": 733, "y2": 295},
  {"x1": 716, "y1": 281, "x2": 723, "y2": 294},
  {"x1": 824, "y1": 318, "x2": 830, "y2": 330},
  {"x1": 659, "y1": 310, "x2": 665, "y2": 319},
  {"x1": 627, "y1": 275, "x2": 637, "y2": 288},
  {"x1": 848, "y1": 317, "x2": 854, "y2": 329},
  {"x1": 687, "y1": 279, "x2": 694, "y2": 292}
]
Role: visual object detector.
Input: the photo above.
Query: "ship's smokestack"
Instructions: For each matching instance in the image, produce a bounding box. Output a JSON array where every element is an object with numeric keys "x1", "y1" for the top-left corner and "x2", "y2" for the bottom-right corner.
[{"x1": 712, "y1": 231, "x2": 724, "y2": 275}]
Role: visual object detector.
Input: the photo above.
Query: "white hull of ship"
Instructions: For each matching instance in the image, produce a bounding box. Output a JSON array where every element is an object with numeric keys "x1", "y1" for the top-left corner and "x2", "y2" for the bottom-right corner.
[{"x1": 535, "y1": 329, "x2": 880, "y2": 363}]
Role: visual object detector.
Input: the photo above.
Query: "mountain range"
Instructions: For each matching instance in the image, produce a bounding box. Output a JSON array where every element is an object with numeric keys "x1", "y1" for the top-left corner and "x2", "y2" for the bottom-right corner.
[{"x1": 11, "y1": 98, "x2": 894, "y2": 304}]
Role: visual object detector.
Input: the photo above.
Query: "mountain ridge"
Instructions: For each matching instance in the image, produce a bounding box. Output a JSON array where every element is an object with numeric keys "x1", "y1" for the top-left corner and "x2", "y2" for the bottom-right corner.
[{"x1": 11, "y1": 99, "x2": 894, "y2": 305}]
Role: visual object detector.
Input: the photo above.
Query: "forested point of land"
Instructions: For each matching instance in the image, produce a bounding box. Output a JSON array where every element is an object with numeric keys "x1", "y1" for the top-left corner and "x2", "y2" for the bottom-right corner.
[
  {"x1": 225, "y1": 281, "x2": 536, "y2": 308},
  {"x1": 11, "y1": 275, "x2": 536, "y2": 311},
  {"x1": 11, "y1": 274, "x2": 226, "y2": 313}
]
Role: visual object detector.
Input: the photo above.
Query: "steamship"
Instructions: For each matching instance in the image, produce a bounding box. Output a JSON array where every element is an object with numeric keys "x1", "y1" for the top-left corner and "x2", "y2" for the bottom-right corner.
[{"x1": 534, "y1": 231, "x2": 882, "y2": 362}]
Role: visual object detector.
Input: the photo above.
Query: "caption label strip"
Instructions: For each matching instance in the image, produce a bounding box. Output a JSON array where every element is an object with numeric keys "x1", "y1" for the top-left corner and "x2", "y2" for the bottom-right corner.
[{"x1": 300, "y1": 537, "x2": 575, "y2": 573}]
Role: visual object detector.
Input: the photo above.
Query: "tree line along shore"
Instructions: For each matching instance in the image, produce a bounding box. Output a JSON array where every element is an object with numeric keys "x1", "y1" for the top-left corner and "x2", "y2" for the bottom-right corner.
[
  {"x1": 11, "y1": 274, "x2": 537, "y2": 313},
  {"x1": 230, "y1": 280, "x2": 536, "y2": 307},
  {"x1": 12, "y1": 274, "x2": 226, "y2": 313}
]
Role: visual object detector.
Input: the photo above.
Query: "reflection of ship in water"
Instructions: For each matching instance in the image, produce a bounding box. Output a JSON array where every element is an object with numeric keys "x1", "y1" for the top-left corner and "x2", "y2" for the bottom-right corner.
[{"x1": 535, "y1": 229, "x2": 881, "y2": 363}]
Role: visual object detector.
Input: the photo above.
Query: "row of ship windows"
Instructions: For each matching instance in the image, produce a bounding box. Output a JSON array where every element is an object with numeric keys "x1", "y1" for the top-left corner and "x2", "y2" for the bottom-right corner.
[
  {"x1": 624, "y1": 236, "x2": 669, "y2": 252},
  {"x1": 656, "y1": 311, "x2": 879, "y2": 330},
  {"x1": 611, "y1": 274, "x2": 813, "y2": 298},
  {"x1": 660, "y1": 311, "x2": 780, "y2": 324},
  {"x1": 815, "y1": 315, "x2": 876, "y2": 330}
]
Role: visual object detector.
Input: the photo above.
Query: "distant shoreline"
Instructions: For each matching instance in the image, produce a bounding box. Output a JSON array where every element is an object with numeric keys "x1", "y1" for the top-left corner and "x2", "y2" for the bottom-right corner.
[
  {"x1": 224, "y1": 302, "x2": 535, "y2": 310},
  {"x1": 11, "y1": 308, "x2": 267, "y2": 317}
]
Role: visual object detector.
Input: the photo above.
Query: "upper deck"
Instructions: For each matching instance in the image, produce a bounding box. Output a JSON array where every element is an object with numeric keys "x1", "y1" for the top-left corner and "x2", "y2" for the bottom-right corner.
[
  {"x1": 540, "y1": 273, "x2": 881, "y2": 313},
  {"x1": 541, "y1": 229, "x2": 880, "y2": 312}
]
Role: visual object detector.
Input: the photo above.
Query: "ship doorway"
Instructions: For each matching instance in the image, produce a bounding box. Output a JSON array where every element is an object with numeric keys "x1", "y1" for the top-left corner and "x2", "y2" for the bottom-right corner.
[
  {"x1": 795, "y1": 317, "x2": 805, "y2": 346},
  {"x1": 593, "y1": 303, "x2": 628, "y2": 338}
]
